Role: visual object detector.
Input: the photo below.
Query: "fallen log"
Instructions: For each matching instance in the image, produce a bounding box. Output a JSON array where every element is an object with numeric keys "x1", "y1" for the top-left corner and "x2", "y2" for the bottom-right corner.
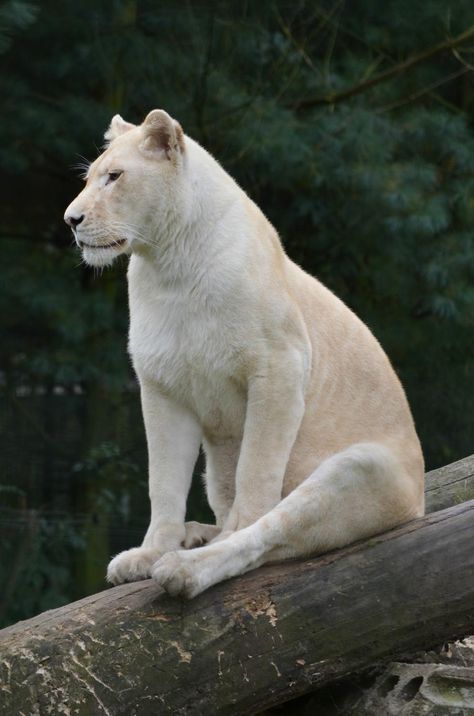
[
  {"x1": 292, "y1": 454, "x2": 474, "y2": 716},
  {"x1": 0, "y1": 457, "x2": 473, "y2": 715},
  {"x1": 323, "y1": 639, "x2": 474, "y2": 715},
  {"x1": 290, "y1": 637, "x2": 474, "y2": 715},
  {"x1": 425, "y1": 452, "x2": 474, "y2": 512}
]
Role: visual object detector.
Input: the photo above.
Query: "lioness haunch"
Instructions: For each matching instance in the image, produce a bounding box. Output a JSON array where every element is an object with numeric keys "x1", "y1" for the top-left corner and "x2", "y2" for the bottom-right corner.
[{"x1": 65, "y1": 109, "x2": 424, "y2": 598}]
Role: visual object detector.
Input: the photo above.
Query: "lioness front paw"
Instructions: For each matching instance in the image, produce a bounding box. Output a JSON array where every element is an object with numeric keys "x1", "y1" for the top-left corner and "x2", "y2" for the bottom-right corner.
[
  {"x1": 107, "y1": 547, "x2": 164, "y2": 585},
  {"x1": 152, "y1": 551, "x2": 204, "y2": 599}
]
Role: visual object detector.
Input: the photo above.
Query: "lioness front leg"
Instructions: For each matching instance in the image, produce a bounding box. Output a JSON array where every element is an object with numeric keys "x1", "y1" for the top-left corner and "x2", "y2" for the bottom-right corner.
[
  {"x1": 107, "y1": 380, "x2": 201, "y2": 585},
  {"x1": 221, "y1": 348, "x2": 307, "y2": 534}
]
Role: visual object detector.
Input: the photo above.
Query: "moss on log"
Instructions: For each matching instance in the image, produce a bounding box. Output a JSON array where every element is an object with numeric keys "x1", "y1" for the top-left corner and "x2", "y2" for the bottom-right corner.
[{"x1": 0, "y1": 456, "x2": 473, "y2": 715}]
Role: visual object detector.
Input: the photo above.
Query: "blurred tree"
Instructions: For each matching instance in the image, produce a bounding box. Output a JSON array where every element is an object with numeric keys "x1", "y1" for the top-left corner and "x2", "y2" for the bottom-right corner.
[{"x1": 0, "y1": 0, "x2": 473, "y2": 626}]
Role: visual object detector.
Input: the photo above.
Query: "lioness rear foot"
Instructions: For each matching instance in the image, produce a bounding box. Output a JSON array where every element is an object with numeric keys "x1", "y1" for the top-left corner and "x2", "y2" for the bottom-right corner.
[{"x1": 183, "y1": 521, "x2": 221, "y2": 548}]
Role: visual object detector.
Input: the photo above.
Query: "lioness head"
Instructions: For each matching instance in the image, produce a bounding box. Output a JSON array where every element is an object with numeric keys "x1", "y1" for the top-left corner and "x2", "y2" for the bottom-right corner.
[{"x1": 64, "y1": 110, "x2": 185, "y2": 267}]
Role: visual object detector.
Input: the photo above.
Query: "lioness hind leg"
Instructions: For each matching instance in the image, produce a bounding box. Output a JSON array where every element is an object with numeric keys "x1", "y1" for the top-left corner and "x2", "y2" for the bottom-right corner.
[
  {"x1": 183, "y1": 521, "x2": 221, "y2": 548},
  {"x1": 152, "y1": 442, "x2": 423, "y2": 598}
]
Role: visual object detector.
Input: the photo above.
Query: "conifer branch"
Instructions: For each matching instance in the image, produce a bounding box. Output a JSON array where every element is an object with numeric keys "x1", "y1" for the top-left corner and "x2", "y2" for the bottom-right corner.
[
  {"x1": 376, "y1": 66, "x2": 470, "y2": 114},
  {"x1": 294, "y1": 24, "x2": 474, "y2": 110}
]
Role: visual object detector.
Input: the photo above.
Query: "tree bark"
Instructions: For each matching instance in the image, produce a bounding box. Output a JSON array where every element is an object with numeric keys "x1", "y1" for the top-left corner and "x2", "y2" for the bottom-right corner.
[
  {"x1": 0, "y1": 456, "x2": 473, "y2": 715},
  {"x1": 425, "y1": 453, "x2": 474, "y2": 512},
  {"x1": 308, "y1": 640, "x2": 474, "y2": 715}
]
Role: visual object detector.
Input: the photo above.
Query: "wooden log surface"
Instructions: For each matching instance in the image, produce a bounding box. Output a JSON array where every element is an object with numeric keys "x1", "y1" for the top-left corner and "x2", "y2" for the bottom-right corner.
[
  {"x1": 293, "y1": 637, "x2": 474, "y2": 715},
  {"x1": 0, "y1": 455, "x2": 473, "y2": 715},
  {"x1": 425, "y1": 453, "x2": 474, "y2": 512}
]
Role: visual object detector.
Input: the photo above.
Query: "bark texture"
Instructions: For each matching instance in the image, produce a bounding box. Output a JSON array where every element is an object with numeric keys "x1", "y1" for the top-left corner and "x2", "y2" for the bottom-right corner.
[
  {"x1": 296, "y1": 636, "x2": 474, "y2": 714},
  {"x1": 0, "y1": 456, "x2": 473, "y2": 715},
  {"x1": 347, "y1": 640, "x2": 474, "y2": 715},
  {"x1": 425, "y1": 452, "x2": 474, "y2": 512}
]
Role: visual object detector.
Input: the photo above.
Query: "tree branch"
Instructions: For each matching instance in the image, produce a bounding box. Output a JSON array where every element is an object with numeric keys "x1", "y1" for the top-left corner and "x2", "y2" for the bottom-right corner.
[{"x1": 294, "y1": 24, "x2": 474, "y2": 110}]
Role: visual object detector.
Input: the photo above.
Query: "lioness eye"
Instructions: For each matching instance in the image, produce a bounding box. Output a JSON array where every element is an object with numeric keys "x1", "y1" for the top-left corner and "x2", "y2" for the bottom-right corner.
[{"x1": 106, "y1": 171, "x2": 122, "y2": 184}]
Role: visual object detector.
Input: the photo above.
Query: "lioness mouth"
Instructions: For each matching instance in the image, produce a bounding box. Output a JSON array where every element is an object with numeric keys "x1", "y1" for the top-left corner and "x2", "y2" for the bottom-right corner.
[{"x1": 79, "y1": 239, "x2": 126, "y2": 250}]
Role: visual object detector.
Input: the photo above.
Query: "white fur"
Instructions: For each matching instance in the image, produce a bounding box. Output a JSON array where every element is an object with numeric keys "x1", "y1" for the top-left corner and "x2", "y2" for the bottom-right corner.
[{"x1": 64, "y1": 111, "x2": 424, "y2": 598}]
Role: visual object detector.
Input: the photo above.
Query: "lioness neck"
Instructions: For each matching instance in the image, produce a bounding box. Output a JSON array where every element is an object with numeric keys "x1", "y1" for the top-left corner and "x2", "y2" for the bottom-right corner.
[{"x1": 129, "y1": 136, "x2": 286, "y2": 300}]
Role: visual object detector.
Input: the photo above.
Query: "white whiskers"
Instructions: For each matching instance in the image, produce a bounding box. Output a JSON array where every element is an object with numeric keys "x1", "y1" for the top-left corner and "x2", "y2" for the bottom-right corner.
[{"x1": 71, "y1": 154, "x2": 91, "y2": 181}]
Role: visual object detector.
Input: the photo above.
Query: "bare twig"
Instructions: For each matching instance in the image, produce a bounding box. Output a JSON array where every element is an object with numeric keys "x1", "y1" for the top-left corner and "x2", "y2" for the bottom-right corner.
[
  {"x1": 323, "y1": 0, "x2": 345, "y2": 84},
  {"x1": 294, "y1": 24, "x2": 474, "y2": 110},
  {"x1": 376, "y1": 66, "x2": 470, "y2": 114},
  {"x1": 452, "y1": 46, "x2": 474, "y2": 72},
  {"x1": 193, "y1": 0, "x2": 216, "y2": 143},
  {"x1": 275, "y1": 10, "x2": 321, "y2": 78}
]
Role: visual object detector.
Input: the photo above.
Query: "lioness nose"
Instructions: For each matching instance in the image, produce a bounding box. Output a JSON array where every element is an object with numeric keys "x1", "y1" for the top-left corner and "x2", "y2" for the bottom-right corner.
[{"x1": 65, "y1": 212, "x2": 85, "y2": 228}]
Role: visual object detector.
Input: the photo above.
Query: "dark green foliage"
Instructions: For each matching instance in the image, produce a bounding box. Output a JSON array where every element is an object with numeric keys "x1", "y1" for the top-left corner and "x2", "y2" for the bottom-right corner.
[
  {"x1": 1, "y1": 0, "x2": 474, "y2": 628},
  {"x1": 0, "y1": 509, "x2": 85, "y2": 627},
  {"x1": 0, "y1": 1, "x2": 38, "y2": 53}
]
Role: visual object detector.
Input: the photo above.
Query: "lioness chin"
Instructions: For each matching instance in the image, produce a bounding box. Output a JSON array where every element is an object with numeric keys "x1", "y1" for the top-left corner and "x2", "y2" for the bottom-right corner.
[{"x1": 65, "y1": 109, "x2": 424, "y2": 599}]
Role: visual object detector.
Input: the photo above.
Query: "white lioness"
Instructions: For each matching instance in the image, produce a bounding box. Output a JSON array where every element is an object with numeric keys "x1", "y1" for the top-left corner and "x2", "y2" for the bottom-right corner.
[{"x1": 65, "y1": 110, "x2": 424, "y2": 598}]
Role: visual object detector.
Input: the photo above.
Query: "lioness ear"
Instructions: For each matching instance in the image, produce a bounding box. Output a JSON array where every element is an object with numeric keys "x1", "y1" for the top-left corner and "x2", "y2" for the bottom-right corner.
[
  {"x1": 140, "y1": 109, "x2": 185, "y2": 161},
  {"x1": 104, "y1": 115, "x2": 135, "y2": 143}
]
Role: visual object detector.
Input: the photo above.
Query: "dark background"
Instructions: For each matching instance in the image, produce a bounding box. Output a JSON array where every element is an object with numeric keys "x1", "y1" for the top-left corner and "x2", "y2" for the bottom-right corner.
[{"x1": 1, "y1": 0, "x2": 473, "y2": 632}]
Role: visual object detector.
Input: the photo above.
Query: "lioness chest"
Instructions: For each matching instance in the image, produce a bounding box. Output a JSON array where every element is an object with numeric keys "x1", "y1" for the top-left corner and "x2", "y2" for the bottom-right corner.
[{"x1": 128, "y1": 259, "x2": 247, "y2": 441}]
